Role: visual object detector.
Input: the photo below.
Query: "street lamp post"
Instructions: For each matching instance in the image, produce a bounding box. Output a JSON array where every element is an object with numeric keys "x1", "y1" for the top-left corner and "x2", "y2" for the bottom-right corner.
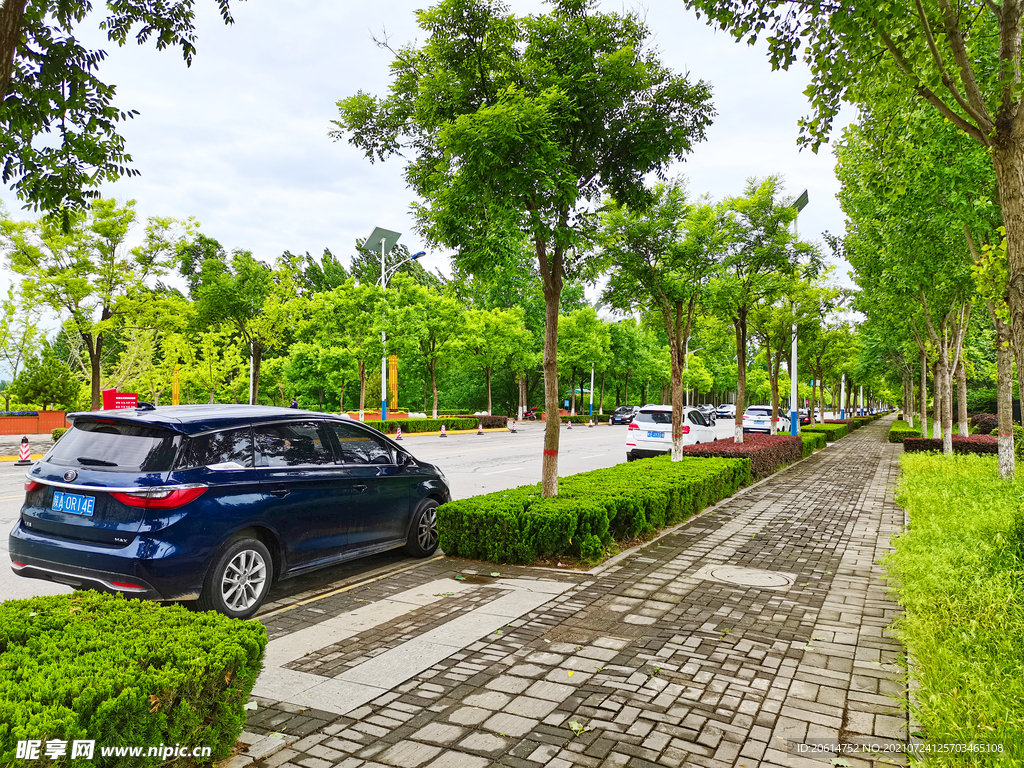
[
  {"x1": 364, "y1": 227, "x2": 425, "y2": 422},
  {"x1": 590, "y1": 362, "x2": 595, "y2": 425}
]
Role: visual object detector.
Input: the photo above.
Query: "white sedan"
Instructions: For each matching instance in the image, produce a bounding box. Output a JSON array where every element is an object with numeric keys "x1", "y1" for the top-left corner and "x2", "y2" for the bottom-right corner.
[
  {"x1": 742, "y1": 405, "x2": 790, "y2": 434},
  {"x1": 626, "y1": 404, "x2": 716, "y2": 461}
]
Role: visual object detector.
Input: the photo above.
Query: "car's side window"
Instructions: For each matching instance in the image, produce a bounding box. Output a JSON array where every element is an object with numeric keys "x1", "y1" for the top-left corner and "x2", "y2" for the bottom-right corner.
[
  {"x1": 178, "y1": 427, "x2": 254, "y2": 469},
  {"x1": 253, "y1": 422, "x2": 334, "y2": 467},
  {"x1": 688, "y1": 411, "x2": 705, "y2": 427},
  {"x1": 329, "y1": 422, "x2": 394, "y2": 465}
]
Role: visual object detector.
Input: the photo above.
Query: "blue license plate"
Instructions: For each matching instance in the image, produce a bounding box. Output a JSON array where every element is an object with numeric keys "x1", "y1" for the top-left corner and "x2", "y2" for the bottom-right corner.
[
  {"x1": 647, "y1": 431, "x2": 665, "y2": 439},
  {"x1": 52, "y1": 491, "x2": 95, "y2": 517}
]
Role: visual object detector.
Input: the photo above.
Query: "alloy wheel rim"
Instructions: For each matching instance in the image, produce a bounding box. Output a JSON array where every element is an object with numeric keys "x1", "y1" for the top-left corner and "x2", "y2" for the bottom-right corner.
[
  {"x1": 222, "y1": 549, "x2": 267, "y2": 611},
  {"x1": 417, "y1": 507, "x2": 438, "y2": 551}
]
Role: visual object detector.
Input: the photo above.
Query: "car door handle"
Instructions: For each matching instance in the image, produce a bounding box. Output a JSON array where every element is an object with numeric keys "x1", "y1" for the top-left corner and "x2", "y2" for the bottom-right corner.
[
  {"x1": 269, "y1": 489, "x2": 290, "y2": 498},
  {"x1": 353, "y1": 484, "x2": 368, "y2": 493}
]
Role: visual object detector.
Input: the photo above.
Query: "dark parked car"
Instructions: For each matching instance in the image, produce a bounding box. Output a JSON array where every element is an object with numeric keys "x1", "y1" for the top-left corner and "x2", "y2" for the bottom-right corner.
[
  {"x1": 9, "y1": 406, "x2": 449, "y2": 619},
  {"x1": 610, "y1": 405, "x2": 640, "y2": 425}
]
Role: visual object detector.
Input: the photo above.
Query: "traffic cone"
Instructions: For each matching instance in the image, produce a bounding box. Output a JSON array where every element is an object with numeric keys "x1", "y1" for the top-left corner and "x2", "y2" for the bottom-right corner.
[
  {"x1": 477, "y1": 422, "x2": 484, "y2": 435},
  {"x1": 588, "y1": 417, "x2": 594, "y2": 428},
  {"x1": 440, "y1": 424, "x2": 447, "y2": 438},
  {"x1": 509, "y1": 420, "x2": 517, "y2": 433},
  {"x1": 567, "y1": 419, "x2": 573, "y2": 430},
  {"x1": 395, "y1": 426, "x2": 403, "y2": 440},
  {"x1": 15, "y1": 436, "x2": 32, "y2": 466}
]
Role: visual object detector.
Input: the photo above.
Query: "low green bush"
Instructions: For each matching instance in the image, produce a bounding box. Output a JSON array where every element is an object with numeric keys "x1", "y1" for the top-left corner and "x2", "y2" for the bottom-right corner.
[
  {"x1": 887, "y1": 420, "x2": 919, "y2": 443},
  {"x1": 799, "y1": 432, "x2": 826, "y2": 456},
  {"x1": 438, "y1": 456, "x2": 750, "y2": 564},
  {"x1": 0, "y1": 592, "x2": 266, "y2": 766},
  {"x1": 50, "y1": 428, "x2": 67, "y2": 442},
  {"x1": 363, "y1": 417, "x2": 499, "y2": 434},
  {"x1": 888, "y1": 454, "x2": 1024, "y2": 765},
  {"x1": 802, "y1": 423, "x2": 849, "y2": 441}
]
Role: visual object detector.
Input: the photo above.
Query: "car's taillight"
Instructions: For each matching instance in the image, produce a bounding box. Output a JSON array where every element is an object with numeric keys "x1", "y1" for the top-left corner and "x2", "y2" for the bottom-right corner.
[
  {"x1": 110, "y1": 486, "x2": 207, "y2": 509},
  {"x1": 628, "y1": 422, "x2": 639, "y2": 430},
  {"x1": 24, "y1": 480, "x2": 41, "y2": 493},
  {"x1": 681, "y1": 425, "x2": 690, "y2": 434}
]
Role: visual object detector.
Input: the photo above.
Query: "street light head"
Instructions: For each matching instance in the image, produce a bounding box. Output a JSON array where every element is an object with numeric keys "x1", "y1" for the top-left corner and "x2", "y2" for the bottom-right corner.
[{"x1": 412, "y1": 251, "x2": 426, "y2": 259}]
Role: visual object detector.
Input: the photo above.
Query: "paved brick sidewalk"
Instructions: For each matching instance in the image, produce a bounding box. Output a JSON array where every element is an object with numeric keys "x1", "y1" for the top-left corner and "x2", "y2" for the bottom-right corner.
[{"x1": 237, "y1": 416, "x2": 907, "y2": 768}]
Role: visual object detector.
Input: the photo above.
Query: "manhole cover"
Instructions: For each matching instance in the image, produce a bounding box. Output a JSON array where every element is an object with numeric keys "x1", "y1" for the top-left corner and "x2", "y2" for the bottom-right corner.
[{"x1": 689, "y1": 564, "x2": 795, "y2": 590}]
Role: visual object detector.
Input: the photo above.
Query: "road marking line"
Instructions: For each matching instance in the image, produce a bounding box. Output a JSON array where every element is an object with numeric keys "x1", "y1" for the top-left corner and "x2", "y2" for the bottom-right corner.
[
  {"x1": 580, "y1": 454, "x2": 606, "y2": 459},
  {"x1": 482, "y1": 467, "x2": 522, "y2": 475}
]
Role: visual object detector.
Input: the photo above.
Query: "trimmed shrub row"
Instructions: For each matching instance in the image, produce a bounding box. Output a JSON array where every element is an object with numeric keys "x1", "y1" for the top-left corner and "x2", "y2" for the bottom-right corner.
[
  {"x1": 0, "y1": 592, "x2": 266, "y2": 766},
  {"x1": 902, "y1": 435, "x2": 998, "y2": 455},
  {"x1": 437, "y1": 456, "x2": 750, "y2": 564},
  {"x1": 971, "y1": 413, "x2": 999, "y2": 434},
  {"x1": 803, "y1": 423, "x2": 849, "y2": 442},
  {"x1": 363, "y1": 416, "x2": 507, "y2": 434},
  {"x1": 681, "y1": 433, "x2": 803, "y2": 479},
  {"x1": 800, "y1": 432, "x2": 827, "y2": 457},
  {"x1": 887, "y1": 420, "x2": 920, "y2": 443},
  {"x1": 0, "y1": 410, "x2": 39, "y2": 417}
]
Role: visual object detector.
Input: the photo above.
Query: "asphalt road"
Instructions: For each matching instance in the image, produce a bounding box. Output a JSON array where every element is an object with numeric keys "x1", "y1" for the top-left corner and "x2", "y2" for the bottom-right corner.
[{"x1": 0, "y1": 416, "x2": 744, "y2": 605}]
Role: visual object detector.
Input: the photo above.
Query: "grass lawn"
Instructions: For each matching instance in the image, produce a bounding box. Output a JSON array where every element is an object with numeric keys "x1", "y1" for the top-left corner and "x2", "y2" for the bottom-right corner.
[{"x1": 889, "y1": 453, "x2": 1024, "y2": 765}]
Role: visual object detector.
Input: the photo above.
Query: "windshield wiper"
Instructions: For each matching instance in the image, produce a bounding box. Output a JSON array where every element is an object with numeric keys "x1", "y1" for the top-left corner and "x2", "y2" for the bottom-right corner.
[{"x1": 76, "y1": 456, "x2": 118, "y2": 467}]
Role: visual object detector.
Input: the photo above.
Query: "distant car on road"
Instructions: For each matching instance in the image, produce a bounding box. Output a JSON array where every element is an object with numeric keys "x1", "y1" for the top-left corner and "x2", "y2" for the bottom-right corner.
[
  {"x1": 626, "y1": 404, "x2": 716, "y2": 461},
  {"x1": 798, "y1": 408, "x2": 811, "y2": 426},
  {"x1": 742, "y1": 405, "x2": 790, "y2": 434},
  {"x1": 610, "y1": 405, "x2": 640, "y2": 425},
  {"x1": 696, "y1": 404, "x2": 717, "y2": 424},
  {"x1": 716, "y1": 403, "x2": 736, "y2": 419},
  {"x1": 9, "y1": 405, "x2": 449, "y2": 619}
]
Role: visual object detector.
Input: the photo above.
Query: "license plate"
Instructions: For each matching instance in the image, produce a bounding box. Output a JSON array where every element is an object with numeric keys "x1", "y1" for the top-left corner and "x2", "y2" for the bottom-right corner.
[
  {"x1": 52, "y1": 491, "x2": 95, "y2": 517},
  {"x1": 647, "y1": 431, "x2": 665, "y2": 439}
]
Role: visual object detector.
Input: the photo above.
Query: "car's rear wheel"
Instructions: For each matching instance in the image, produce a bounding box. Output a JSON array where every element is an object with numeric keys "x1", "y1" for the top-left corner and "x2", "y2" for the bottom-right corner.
[
  {"x1": 405, "y1": 499, "x2": 439, "y2": 557},
  {"x1": 198, "y1": 536, "x2": 273, "y2": 619}
]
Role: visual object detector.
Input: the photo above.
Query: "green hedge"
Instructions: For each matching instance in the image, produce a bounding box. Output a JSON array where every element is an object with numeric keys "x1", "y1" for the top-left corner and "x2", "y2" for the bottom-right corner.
[
  {"x1": 799, "y1": 432, "x2": 826, "y2": 456},
  {"x1": 437, "y1": 456, "x2": 750, "y2": 564},
  {"x1": 802, "y1": 423, "x2": 849, "y2": 441},
  {"x1": 888, "y1": 419, "x2": 920, "y2": 443},
  {"x1": 51, "y1": 428, "x2": 67, "y2": 442},
  {"x1": 0, "y1": 592, "x2": 266, "y2": 766},
  {"x1": 362, "y1": 416, "x2": 507, "y2": 434}
]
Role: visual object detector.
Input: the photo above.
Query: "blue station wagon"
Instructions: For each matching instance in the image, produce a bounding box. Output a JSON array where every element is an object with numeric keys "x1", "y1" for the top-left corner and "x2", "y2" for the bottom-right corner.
[{"x1": 9, "y1": 405, "x2": 450, "y2": 618}]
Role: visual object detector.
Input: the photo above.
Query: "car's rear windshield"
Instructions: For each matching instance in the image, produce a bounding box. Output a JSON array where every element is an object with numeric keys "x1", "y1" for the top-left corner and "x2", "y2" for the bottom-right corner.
[
  {"x1": 745, "y1": 408, "x2": 772, "y2": 417},
  {"x1": 635, "y1": 410, "x2": 672, "y2": 425},
  {"x1": 47, "y1": 421, "x2": 181, "y2": 472}
]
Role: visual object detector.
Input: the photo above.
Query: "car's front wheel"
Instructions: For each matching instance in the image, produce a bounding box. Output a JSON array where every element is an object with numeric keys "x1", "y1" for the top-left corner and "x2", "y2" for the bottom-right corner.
[
  {"x1": 198, "y1": 536, "x2": 273, "y2": 619},
  {"x1": 405, "y1": 499, "x2": 440, "y2": 557}
]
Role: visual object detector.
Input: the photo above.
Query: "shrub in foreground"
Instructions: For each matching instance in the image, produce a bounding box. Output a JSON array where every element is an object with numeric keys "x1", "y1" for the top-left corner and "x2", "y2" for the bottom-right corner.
[
  {"x1": 437, "y1": 456, "x2": 750, "y2": 564},
  {"x1": 51, "y1": 427, "x2": 67, "y2": 442},
  {"x1": 889, "y1": 454, "x2": 1024, "y2": 765},
  {"x1": 0, "y1": 592, "x2": 266, "y2": 766},
  {"x1": 681, "y1": 433, "x2": 802, "y2": 479},
  {"x1": 902, "y1": 435, "x2": 998, "y2": 456}
]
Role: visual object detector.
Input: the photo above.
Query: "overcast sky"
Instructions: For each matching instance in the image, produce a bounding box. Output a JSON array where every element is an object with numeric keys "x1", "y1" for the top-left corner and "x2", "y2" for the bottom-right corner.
[{"x1": 0, "y1": 0, "x2": 851, "y2": 287}]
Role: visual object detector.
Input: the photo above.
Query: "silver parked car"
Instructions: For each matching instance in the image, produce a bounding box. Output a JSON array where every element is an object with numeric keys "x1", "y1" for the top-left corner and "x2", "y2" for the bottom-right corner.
[{"x1": 626, "y1": 405, "x2": 716, "y2": 461}]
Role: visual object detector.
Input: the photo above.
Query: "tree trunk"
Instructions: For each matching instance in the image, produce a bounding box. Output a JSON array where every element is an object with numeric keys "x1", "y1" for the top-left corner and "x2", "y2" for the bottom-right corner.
[
  {"x1": 670, "y1": 335, "x2": 686, "y2": 460},
  {"x1": 0, "y1": 0, "x2": 27, "y2": 104},
  {"x1": 919, "y1": 351, "x2": 928, "y2": 438},
  {"x1": 431, "y1": 363, "x2": 439, "y2": 419},
  {"x1": 733, "y1": 309, "x2": 747, "y2": 443},
  {"x1": 996, "y1": 316, "x2": 1015, "y2": 479},
  {"x1": 769, "y1": 366, "x2": 780, "y2": 435},
  {"x1": 932, "y1": 360, "x2": 942, "y2": 439},
  {"x1": 570, "y1": 367, "x2": 577, "y2": 415},
  {"x1": 84, "y1": 332, "x2": 103, "y2": 410},
  {"x1": 538, "y1": 242, "x2": 563, "y2": 497},
  {"x1": 486, "y1": 366, "x2": 492, "y2": 415},
  {"x1": 599, "y1": 370, "x2": 606, "y2": 414},
  {"x1": 993, "y1": 137, "x2": 1024, "y2": 410},
  {"x1": 624, "y1": 372, "x2": 630, "y2": 405},
  {"x1": 956, "y1": 358, "x2": 969, "y2": 437},
  {"x1": 250, "y1": 341, "x2": 263, "y2": 405},
  {"x1": 358, "y1": 361, "x2": 367, "y2": 420}
]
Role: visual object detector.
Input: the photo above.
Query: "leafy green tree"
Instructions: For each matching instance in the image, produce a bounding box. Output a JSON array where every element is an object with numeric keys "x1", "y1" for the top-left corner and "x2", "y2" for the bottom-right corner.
[
  {"x1": 8, "y1": 341, "x2": 80, "y2": 409},
  {"x1": 713, "y1": 177, "x2": 812, "y2": 441},
  {"x1": 1, "y1": 198, "x2": 178, "y2": 408},
  {"x1": 0, "y1": 285, "x2": 41, "y2": 410},
  {"x1": 556, "y1": 307, "x2": 610, "y2": 418},
  {"x1": 179, "y1": 237, "x2": 298, "y2": 405},
  {"x1": 601, "y1": 178, "x2": 726, "y2": 457},
  {"x1": 280, "y1": 249, "x2": 350, "y2": 296},
  {"x1": 333, "y1": 0, "x2": 714, "y2": 495},
  {"x1": 458, "y1": 307, "x2": 531, "y2": 415},
  {"x1": 0, "y1": 1, "x2": 237, "y2": 215},
  {"x1": 683, "y1": 0, "x2": 1024, "y2": 417}
]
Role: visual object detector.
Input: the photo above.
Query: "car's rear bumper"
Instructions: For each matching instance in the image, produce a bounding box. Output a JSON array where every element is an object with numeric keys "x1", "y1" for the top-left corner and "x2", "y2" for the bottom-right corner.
[
  {"x1": 9, "y1": 523, "x2": 203, "y2": 601},
  {"x1": 627, "y1": 448, "x2": 669, "y2": 460}
]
